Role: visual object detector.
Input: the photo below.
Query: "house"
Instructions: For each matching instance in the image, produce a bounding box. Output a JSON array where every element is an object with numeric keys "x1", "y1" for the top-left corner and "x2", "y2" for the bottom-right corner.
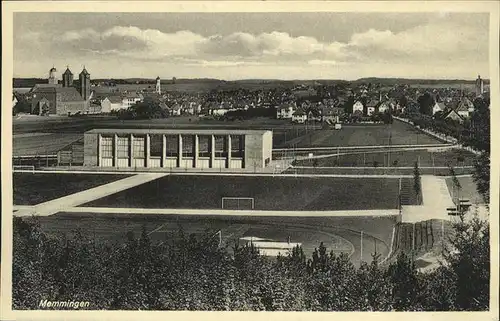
[
  {"x1": 320, "y1": 107, "x2": 342, "y2": 123},
  {"x1": 292, "y1": 110, "x2": 307, "y2": 123},
  {"x1": 352, "y1": 100, "x2": 364, "y2": 114},
  {"x1": 432, "y1": 102, "x2": 446, "y2": 115},
  {"x1": 276, "y1": 104, "x2": 295, "y2": 119},
  {"x1": 366, "y1": 100, "x2": 379, "y2": 116},
  {"x1": 378, "y1": 101, "x2": 391, "y2": 113},
  {"x1": 456, "y1": 97, "x2": 474, "y2": 117},
  {"x1": 121, "y1": 92, "x2": 143, "y2": 108},
  {"x1": 445, "y1": 109, "x2": 465, "y2": 123},
  {"x1": 100, "y1": 96, "x2": 124, "y2": 113}
]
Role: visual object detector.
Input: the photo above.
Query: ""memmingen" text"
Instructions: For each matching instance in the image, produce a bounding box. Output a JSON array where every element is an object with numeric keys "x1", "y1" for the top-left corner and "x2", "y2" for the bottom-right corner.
[{"x1": 39, "y1": 300, "x2": 90, "y2": 309}]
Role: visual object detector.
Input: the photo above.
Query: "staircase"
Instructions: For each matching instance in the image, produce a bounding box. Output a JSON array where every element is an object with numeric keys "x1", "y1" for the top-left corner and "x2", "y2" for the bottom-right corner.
[{"x1": 399, "y1": 178, "x2": 414, "y2": 206}]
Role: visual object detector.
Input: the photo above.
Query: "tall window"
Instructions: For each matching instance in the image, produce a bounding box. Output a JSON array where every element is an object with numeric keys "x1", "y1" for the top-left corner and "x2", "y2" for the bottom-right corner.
[
  {"x1": 231, "y1": 135, "x2": 244, "y2": 158},
  {"x1": 165, "y1": 135, "x2": 178, "y2": 157},
  {"x1": 133, "y1": 136, "x2": 145, "y2": 158},
  {"x1": 101, "y1": 136, "x2": 113, "y2": 158},
  {"x1": 150, "y1": 135, "x2": 163, "y2": 157},
  {"x1": 117, "y1": 136, "x2": 129, "y2": 158},
  {"x1": 198, "y1": 135, "x2": 211, "y2": 157},
  {"x1": 182, "y1": 135, "x2": 194, "y2": 157},
  {"x1": 214, "y1": 135, "x2": 227, "y2": 158}
]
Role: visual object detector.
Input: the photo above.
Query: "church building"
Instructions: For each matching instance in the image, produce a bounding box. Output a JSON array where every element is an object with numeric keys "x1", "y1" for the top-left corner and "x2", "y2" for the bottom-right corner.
[{"x1": 30, "y1": 66, "x2": 93, "y2": 115}]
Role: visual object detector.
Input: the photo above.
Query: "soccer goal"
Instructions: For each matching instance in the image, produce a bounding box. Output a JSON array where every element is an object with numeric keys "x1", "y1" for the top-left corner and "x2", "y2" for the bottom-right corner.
[{"x1": 221, "y1": 197, "x2": 255, "y2": 210}]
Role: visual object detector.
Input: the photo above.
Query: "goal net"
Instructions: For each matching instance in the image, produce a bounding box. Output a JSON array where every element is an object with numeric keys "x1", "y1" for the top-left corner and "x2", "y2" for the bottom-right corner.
[{"x1": 221, "y1": 197, "x2": 255, "y2": 210}]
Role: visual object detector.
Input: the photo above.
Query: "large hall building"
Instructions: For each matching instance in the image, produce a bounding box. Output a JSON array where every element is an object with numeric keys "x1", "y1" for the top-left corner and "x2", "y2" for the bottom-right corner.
[
  {"x1": 83, "y1": 129, "x2": 273, "y2": 170},
  {"x1": 30, "y1": 66, "x2": 92, "y2": 115}
]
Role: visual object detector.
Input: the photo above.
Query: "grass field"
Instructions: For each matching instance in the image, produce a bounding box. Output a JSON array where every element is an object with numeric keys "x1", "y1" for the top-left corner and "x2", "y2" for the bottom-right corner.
[
  {"x1": 445, "y1": 176, "x2": 484, "y2": 205},
  {"x1": 13, "y1": 133, "x2": 83, "y2": 156},
  {"x1": 13, "y1": 173, "x2": 130, "y2": 205},
  {"x1": 283, "y1": 167, "x2": 475, "y2": 176},
  {"x1": 82, "y1": 175, "x2": 415, "y2": 210},
  {"x1": 286, "y1": 122, "x2": 444, "y2": 148},
  {"x1": 33, "y1": 213, "x2": 397, "y2": 265},
  {"x1": 293, "y1": 148, "x2": 477, "y2": 168}
]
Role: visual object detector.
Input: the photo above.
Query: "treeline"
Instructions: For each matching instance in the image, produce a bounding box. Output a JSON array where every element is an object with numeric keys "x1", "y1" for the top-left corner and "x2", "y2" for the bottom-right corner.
[
  {"x1": 13, "y1": 216, "x2": 489, "y2": 311},
  {"x1": 403, "y1": 96, "x2": 490, "y2": 203}
]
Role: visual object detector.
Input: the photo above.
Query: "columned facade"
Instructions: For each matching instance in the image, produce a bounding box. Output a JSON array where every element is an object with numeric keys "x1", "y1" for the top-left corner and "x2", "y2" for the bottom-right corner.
[{"x1": 84, "y1": 129, "x2": 272, "y2": 170}]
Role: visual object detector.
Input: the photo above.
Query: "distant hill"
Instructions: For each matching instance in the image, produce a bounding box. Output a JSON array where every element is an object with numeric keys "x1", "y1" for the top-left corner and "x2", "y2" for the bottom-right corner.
[{"x1": 353, "y1": 77, "x2": 490, "y2": 85}]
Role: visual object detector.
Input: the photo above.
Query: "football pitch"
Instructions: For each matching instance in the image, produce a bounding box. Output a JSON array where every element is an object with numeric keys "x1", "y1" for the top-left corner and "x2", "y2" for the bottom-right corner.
[
  {"x1": 31, "y1": 212, "x2": 397, "y2": 266},
  {"x1": 81, "y1": 175, "x2": 415, "y2": 210}
]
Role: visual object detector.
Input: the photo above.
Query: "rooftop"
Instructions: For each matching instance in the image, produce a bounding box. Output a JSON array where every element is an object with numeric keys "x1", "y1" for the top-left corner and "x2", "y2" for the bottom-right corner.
[{"x1": 85, "y1": 128, "x2": 272, "y2": 135}]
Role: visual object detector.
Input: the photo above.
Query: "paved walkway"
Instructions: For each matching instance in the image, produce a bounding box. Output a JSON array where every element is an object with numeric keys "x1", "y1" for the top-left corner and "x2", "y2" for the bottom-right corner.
[
  {"x1": 401, "y1": 175, "x2": 455, "y2": 223},
  {"x1": 63, "y1": 207, "x2": 400, "y2": 217},
  {"x1": 14, "y1": 173, "x2": 167, "y2": 217}
]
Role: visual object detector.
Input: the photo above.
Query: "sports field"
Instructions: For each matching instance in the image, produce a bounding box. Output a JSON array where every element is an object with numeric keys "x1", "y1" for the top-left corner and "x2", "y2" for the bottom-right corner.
[
  {"x1": 32, "y1": 212, "x2": 397, "y2": 265},
  {"x1": 13, "y1": 173, "x2": 131, "y2": 205},
  {"x1": 445, "y1": 176, "x2": 485, "y2": 205},
  {"x1": 277, "y1": 121, "x2": 444, "y2": 148},
  {"x1": 13, "y1": 133, "x2": 83, "y2": 156},
  {"x1": 82, "y1": 175, "x2": 415, "y2": 210},
  {"x1": 293, "y1": 148, "x2": 477, "y2": 168}
]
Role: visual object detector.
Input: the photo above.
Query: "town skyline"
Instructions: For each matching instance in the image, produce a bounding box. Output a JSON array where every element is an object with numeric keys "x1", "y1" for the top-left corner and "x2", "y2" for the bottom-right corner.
[{"x1": 14, "y1": 12, "x2": 489, "y2": 80}]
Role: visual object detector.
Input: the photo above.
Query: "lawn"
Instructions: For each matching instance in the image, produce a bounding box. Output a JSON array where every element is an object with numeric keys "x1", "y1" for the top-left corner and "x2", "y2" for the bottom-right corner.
[
  {"x1": 293, "y1": 148, "x2": 477, "y2": 168},
  {"x1": 82, "y1": 175, "x2": 415, "y2": 210},
  {"x1": 13, "y1": 133, "x2": 83, "y2": 156},
  {"x1": 13, "y1": 173, "x2": 131, "y2": 205},
  {"x1": 288, "y1": 121, "x2": 445, "y2": 148},
  {"x1": 445, "y1": 176, "x2": 484, "y2": 205},
  {"x1": 33, "y1": 213, "x2": 396, "y2": 263}
]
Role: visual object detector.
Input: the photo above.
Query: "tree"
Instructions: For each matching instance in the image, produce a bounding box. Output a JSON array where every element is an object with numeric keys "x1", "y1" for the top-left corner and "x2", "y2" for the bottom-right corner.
[
  {"x1": 448, "y1": 165, "x2": 462, "y2": 206},
  {"x1": 442, "y1": 214, "x2": 489, "y2": 310},
  {"x1": 413, "y1": 161, "x2": 421, "y2": 204},
  {"x1": 473, "y1": 152, "x2": 490, "y2": 204},
  {"x1": 417, "y1": 93, "x2": 434, "y2": 116}
]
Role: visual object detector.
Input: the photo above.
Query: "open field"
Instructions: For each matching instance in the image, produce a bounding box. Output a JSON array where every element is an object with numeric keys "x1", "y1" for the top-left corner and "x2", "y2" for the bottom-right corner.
[
  {"x1": 31, "y1": 212, "x2": 396, "y2": 265},
  {"x1": 445, "y1": 176, "x2": 485, "y2": 205},
  {"x1": 82, "y1": 175, "x2": 415, "y2": 210},
  {"x1": 284, "y1": 167, "x2": 475, "y2": 176},
  {"x1": 293, "y1": 148, "x2": 477, "y2": 168},
  {"x1": 13, "y1": 133, "x2": 82, "y2": 156},
  {"x1": 285, "y1": 122, "x2": 445, "y2": 148},
  {"x1": 13, "y1": 173, "x2": 131, "y2": 205}
]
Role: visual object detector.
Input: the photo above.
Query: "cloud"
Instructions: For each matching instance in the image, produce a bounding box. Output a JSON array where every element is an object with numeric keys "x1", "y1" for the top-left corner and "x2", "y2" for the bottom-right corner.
[{"x1": 14, "y1": 19, "x2": 488, "y2": 79}]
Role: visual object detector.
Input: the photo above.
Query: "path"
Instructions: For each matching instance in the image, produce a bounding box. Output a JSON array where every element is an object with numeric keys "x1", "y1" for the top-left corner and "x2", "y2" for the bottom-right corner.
[
  {"x1": 60, "y1": 207, "x2": 400, "y2": 217},
  {"x1": 14, "y1": 173, "x2": 167, "y2": 217},
  {"x1": 401, "y1": 175, "x2": 455, "y2": 223}
]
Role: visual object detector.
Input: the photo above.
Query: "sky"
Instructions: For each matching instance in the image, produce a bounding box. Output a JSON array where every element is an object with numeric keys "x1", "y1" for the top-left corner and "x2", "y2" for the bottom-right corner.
[{"x1": 13, "y1": 12, "x2": 489, "y2": 80}]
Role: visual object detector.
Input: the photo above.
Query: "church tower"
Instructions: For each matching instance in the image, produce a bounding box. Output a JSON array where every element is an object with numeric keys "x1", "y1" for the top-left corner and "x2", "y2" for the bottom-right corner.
[
  {"x1": 155, "y1": 76, "x2": 161, "y2": 94},
  {"x1": 475, "y1": 75, "x2": 484, "y2": 97},
  {"x1": 79, "y1": 66, "x2": 91, "y2": 100},
  {"x1": 62, "y1": 66, "x2": 74, "y2": 87},
  {"x1": 48, "y1": 66, "x2": 57, "y2": 85}
]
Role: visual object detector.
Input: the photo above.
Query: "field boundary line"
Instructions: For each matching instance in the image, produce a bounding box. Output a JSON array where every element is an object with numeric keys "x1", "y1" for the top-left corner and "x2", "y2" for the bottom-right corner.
[
  {"x1": 59, "y1": 207, "x2": 401, "y2": 217},
  {"x1": 380, "y1": 225, "x2": 396, "y2": 265}
]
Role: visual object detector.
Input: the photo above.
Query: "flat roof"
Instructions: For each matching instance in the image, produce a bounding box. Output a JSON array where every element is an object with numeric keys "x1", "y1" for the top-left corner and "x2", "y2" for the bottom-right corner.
[{"x1": 85, "y1": 128, "x2": 271, "y2": 135}]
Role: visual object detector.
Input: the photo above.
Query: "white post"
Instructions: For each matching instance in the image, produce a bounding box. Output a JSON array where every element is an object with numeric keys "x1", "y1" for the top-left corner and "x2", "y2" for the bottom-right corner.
[
  {"x1": 145, "y1": 134, "x2": 150, "y2": 168},
  {"x1": 113, "y1": 134, "x2": 118, "y2": 167},
  {"x1": 360, "y1": 231, "x2": 363, "y2": 263},
  {"x1": 162, "y1": 134, "x2": 166, "y2": 168},
  {"x1": 412, "y1": 223, "x2": 415, "y2": 252}
]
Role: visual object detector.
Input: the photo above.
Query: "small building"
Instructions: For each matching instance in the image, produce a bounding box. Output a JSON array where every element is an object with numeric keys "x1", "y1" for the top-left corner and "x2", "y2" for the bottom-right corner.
[
  {"x1": 445, "y1": 109, "x2": 465, "y2": 123},
  {"x1": 432, "y1": 102, "x2": 446, "y2": 115},
  {"x1": 100, "y1": 96, "x2": 125, "y2": 112},
  {"x1": 352, "y1": 100, "x2": 364, "y2": 114},
  {"x1": 83, "y1": 129, "x2": 273, "y2": 170},
  {"x1": 276, "y1": 104, "x2": 295, "y2": 119},
  {"x1": 366, "y1": 100, "x2": 378, "y2": 116},
  {"x1": 292, "y1": 110, "x2": 307, "y2": 123}
]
